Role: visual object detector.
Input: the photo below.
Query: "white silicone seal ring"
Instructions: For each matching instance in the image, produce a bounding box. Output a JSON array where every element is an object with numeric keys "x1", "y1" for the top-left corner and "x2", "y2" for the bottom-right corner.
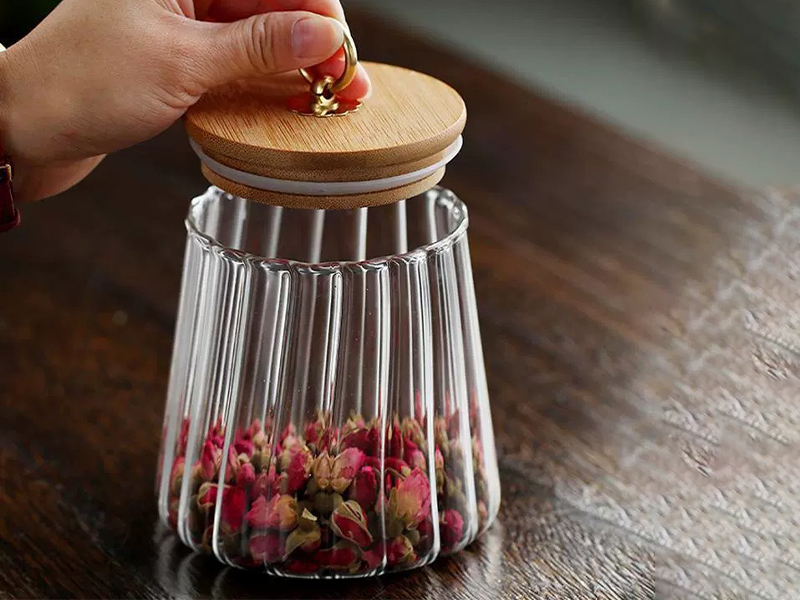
[{"x1": 190, "y1": 136, "x2": 463, "y2": 197}]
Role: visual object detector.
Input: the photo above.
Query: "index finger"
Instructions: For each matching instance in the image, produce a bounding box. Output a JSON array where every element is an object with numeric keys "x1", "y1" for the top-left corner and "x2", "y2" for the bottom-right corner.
[{"x1": 203, "y1": 0, "x2": 345, "y2": 24}]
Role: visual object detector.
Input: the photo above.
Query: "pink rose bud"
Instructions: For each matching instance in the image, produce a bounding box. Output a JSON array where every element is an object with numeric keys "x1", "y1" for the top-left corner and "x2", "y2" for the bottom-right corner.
[
  {"x1": 245, "y1": 494, "x2": 298, "y2": 531},
  {"x1": 387, "y1": 424, "x2": 403, "y2": 458},
  {"x1": 350, "y1": 466, "x2": 378, "y2": 509},
  {"x1": 236, "y1": 462, "x2": 256, "y2": 488},
  {"x1": 440, "y1": 509, "x2": 464, "y2": 550},
  {"x1": 253, "y1": 464, "x2": 279, "y2": 498},
  {"x1": 315, "y1": 543, "x2": 360, "y2": 570},
  {"x1": 234, "y1": 437, "x2": 255, "y2": 458},
  {"x1": 249, "y1": 530, "x2": 284, "y2": 563},
  {"x1": 341, "y1": 427, "x2": 379, "y2": 456},
  {"x1": 200, "y1": 440, "x2": 219, "y2": 481},
  {"x1": 207, "y1": 418, "x2": 225, "y2": 449},
  {"x1": 225, "y1": 446, "x2": 241, "y2": 482},
  {"x1": 361, "y1": 542, "x2": 386, "y2": 570},
  {"x1": 221, "y1": 486, "x2": 247, "y2": 531},
  {"x1": 365, "y1": 455, "x2": 381, "y2": 470},
  {"x1": 330, "y1": 500, "x2": 373, "y2": 547},
  {"x1": 312, "y1": 452, "x2": 334, "y2": 491},
  {"x1": 416, "y1": 516, "x2": 433, "y2": 541},
  {"x1": 434, "y1": 447, "x2": 444, "y2": 470},
  {"x1": 385, "y1": 457, "x2": 411, "y2": 476},
  {"x1": 197, "y1": 482, "x2": 218, "y2": 510},
  {"x1": 447, "y1": 410, "x2": 462, "y2": 440},
  {"x1": 303, "y1": 419, "x2": 321, "y2": 444},
  {"x1": 388, "y1": 468, "x2": 431, "y2": 528},
  {"x1": 280, "y1": 423, "x2": 296, "y2": 444},
  {"x1": 285, "y1": 447, "x2": 313, "y2": 494},
  {"x1": 386, "y1": 535, "x2": 416, "y2": 566},
  {"x1": 331, "y1": 447, "x2": 366, "y2": 493},
  {"x1": 318, "y1": 427, "x2": 336, "y2": 452}
]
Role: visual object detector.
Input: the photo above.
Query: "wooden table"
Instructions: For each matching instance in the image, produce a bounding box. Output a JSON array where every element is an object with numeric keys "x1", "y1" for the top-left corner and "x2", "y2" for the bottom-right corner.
[{"x1": 1, "y1": 10, "x2": 797, "y2": 600}]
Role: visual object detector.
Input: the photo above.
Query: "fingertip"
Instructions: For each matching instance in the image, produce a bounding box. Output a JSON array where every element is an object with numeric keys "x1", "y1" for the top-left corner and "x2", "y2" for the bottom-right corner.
[{"x1": 338, "y1": 63, "x2": 372, "y2": 101}]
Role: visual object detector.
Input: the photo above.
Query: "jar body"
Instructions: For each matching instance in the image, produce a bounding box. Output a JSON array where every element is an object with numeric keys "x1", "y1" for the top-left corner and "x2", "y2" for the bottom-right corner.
[{"x1": 156, "y1": 187, "x2": 500, "y2": 577}]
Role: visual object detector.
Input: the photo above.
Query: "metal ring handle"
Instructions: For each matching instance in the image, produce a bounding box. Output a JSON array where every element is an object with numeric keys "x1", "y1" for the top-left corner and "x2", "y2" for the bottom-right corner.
[{"x1": 299, "y1": 26, "x2": 358, "y2": 95}]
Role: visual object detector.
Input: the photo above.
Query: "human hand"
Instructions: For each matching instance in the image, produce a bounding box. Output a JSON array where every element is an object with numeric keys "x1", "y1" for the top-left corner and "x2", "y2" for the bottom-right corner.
[{"x1": 0, "y1": 0, "x2": 371, "y2": 203}]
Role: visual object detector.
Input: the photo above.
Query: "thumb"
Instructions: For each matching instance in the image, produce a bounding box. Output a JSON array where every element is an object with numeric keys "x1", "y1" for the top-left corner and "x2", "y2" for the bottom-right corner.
[{"x1": 190, "y1": 11, "x2": 344, "y2": 90}]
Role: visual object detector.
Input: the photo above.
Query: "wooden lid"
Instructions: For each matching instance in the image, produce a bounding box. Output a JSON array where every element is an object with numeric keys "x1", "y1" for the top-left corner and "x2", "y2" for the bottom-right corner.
[{"x1": 185, "y1": 62, "x2": 466, "y2": 209}]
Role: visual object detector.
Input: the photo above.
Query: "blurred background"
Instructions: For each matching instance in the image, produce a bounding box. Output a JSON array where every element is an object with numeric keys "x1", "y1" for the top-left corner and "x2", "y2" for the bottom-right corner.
[{"x1": 3, "y1": 0, "x2": 800, "y2": 187}]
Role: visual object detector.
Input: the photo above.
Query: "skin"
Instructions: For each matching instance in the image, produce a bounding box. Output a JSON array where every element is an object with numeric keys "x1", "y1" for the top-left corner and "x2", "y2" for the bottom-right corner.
[{"x1": 0, "y1": 0, "x2": 371, "y2": 203}]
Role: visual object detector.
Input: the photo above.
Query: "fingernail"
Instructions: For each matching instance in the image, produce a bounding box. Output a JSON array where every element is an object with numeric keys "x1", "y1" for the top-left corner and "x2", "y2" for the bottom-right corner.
[{"x1": 292, "y1": 16, "x2": 343, "y2": 60}]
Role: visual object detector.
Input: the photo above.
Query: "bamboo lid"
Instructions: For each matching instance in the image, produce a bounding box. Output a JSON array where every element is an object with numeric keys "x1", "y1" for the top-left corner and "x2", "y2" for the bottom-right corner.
[{"x1": 185, "y1": 62, "x2": 466, "y2": 209}]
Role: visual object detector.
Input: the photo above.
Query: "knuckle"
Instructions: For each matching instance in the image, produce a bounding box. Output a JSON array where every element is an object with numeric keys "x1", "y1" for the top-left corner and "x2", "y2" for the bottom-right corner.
[{"x1": 245, "y1": 14, "x2": 282, "y2": 73}]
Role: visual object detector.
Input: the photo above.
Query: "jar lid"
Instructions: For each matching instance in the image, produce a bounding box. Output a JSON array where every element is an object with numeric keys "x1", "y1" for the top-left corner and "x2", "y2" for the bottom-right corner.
[{"x1": 185, "y1": 61, "x2": 466, "y2": 209}]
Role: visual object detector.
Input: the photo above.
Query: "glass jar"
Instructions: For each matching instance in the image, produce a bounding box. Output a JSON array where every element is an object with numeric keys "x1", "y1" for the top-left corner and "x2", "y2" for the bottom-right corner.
[{"x1": 155, "y1": 186, "x2": 501, "y2": 577}]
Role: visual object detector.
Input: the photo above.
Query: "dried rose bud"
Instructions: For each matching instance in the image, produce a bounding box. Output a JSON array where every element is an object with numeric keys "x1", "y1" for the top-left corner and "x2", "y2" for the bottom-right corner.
[
  {"x1": 283, "y1": 522, "x2": 322, "y2": 557},
  {"x1": 434, "y1": 447, "x2": 445, "y2": 494},
  {"x1": 253, "y1": 464, "x2": 279, "y2": 498},
  {"x1": 251, "y1": 428, "x2": 266, "y2": 449},
  {"x1": 315, "y1": 542, "x2": 360, "y2": 570},
  {"x1": 280, "y1": 423, "x2": 296, "y2": 444},
  {"x1": 200, "y1": 441, "x2": 219, "y2": 481},
  {"x1": 246, "y1": 494, "x2": 298, "y2": 531},
  {"x1": 361, "y1": 542, "x2": 386, "y2": 570},
  {"x1": 234, "y1": 437, "x2": 255, "y2": 458},
  {"x1": 224, "y1": 447, "x2": 241, "y2": 483},
  {"x1": 434, "y1": 418, "x2": 448, "y2": 455},
  {"x1": 388, "y1": 468, "x2": 431, "y2": 529},
  {"x1": 365, "y1": 455, "x2": 381, "y2": 470},
  {"x1": 350, "y1": 466, "x2": 378, "y2": 510},
  {"x1": 471, "y1": 436, "x2": 484, "y2": 466},
  {"x1": 385, "y1": 457, "x2": 411, "y2": 477},
  {"x1": 197, "y1": 482, "x2": 218, "y2": 510},
  {"x1": 278, "y1": 445, "x2": 312, "y2": 494},
  {"x1": 250, "y1": 530, "x2": 284, "y2": 563},
  {"x1": 303, "y1": 419, "x2": 321, "y2": 444},
  {"x1": 331, "y1": 500, "x2": 373, "y2": 548},
  {"x1": 312, "y1": 452, "x2": 334, "y2": 490},
  {"x1": 317, "y1": 427, "x2": 336, "y2": 452},
  {"x1": 387, "y1": 423, "x2": 403, "y2": 459},
  {"x1": 340, "y1": 427, "x2": 379, "y2": 456},
  {"x1": 236, "y1": 462, "x2": 256, "y2": 488},
  {"x1": 331, "y1": 448, "x2": 366, "y2": 493},
  {"x1": 440, "y1": 509, "x2": 464, "y2": 550},
  {"x1": 416, "y1": 516, "x2": 433, "y2": 542},
  {"x1": 220, "y1": 486, "x2": 247, "y2": 531},
  {"x1": 446, "y1": 409, "x2": 460, "y2": 440},
  {"x1": 170, "y1": 456, "x2": 185, "y2": 495},
  {"x1": 404, "y1": 439, "x2": 426, "y2": 471},
  {"x1": 207, "y1": 417, "x2": 226, "y2": 449},
  {"x1": 386, "y1": 535, "x2": 416, "y2": 567}
]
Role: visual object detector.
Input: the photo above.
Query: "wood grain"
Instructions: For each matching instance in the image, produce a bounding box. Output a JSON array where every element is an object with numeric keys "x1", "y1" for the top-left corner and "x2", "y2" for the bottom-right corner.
[
  {"x1": 0, "y1": 8, "x2": 796, "y2": 599},
  {"x1": 186, "y1": 62, "x2": 466, "y2": 208}
]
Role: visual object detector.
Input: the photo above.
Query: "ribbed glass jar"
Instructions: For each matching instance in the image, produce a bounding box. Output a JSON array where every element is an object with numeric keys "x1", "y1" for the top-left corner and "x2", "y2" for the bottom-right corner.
[{"x1": 156, "y1": 186, "x2": 500, "y2": 577}]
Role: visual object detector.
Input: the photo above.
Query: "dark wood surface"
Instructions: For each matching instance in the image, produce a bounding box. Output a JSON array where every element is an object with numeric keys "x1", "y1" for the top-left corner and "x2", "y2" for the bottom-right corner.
[{"x1": 1, "y1": 9, "x2": 796, "y2": 600}]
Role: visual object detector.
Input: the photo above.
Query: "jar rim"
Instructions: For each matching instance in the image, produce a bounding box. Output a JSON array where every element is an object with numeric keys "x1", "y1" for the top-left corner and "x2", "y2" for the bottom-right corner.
[{"x1": 184, "y1": 186, "x2": 470, "y2": 270}]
